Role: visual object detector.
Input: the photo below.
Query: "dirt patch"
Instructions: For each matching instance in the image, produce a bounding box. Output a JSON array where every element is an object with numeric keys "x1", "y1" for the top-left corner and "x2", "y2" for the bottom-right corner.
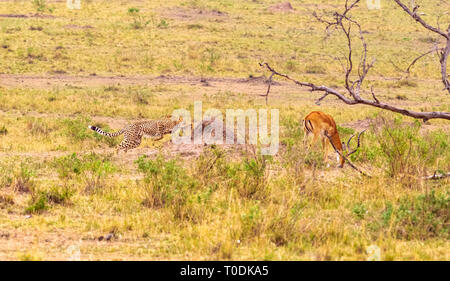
[
  {"x1": 162, "y1": 7, "x2": 228, "y2": 21},
  {"x1": 268, "y1": 2, "x2": 295, "y2": 13},
  {"x1": 342, "y1": 117, "x2": 373, "y2": 132},
  {"x1": 64, "y1": 24, "x2": 94, "y2": 29},
  {"x1": 0, "y1": 13, "x2": 56, "y2": 19},
  {"x1": 0, "y1": 74, "x2": 293, "y2": 101}
]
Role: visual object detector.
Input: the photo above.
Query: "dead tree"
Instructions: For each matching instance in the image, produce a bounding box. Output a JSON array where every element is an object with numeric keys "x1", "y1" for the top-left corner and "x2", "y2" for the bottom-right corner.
[{"x1": 260, "y1": 0, "x2": 450, "y2": 122}]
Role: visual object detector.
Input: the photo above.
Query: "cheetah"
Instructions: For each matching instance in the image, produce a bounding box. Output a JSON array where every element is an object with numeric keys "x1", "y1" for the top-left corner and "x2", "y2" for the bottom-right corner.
[{"x1": 88, "y1": 116, "x2": 183, "y2": 153}]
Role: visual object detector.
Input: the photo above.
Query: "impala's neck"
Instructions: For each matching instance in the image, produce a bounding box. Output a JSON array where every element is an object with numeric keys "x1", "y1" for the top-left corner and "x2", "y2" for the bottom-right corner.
[{"x1": 330, "y1": 132, "x2": 345, "y2": 167}]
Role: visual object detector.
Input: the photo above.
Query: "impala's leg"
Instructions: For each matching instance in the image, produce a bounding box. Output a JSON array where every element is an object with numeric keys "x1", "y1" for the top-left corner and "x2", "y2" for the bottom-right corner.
[
  {"x1": 303, "y1": 130, "x2": 310, "y2": 149},
  {"x1": 303, "y1": 120, "x2": 314, "y2": 150},
  {"x1": 309, "y1": 131, "x2": 319, "y2": 150},
  {"x1": 322, "y1": 136, "x2": 328, "y2": 162}
]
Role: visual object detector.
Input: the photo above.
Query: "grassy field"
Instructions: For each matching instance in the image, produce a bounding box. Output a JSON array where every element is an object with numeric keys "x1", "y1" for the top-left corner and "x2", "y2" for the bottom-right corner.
[{"x1": 0, "y1": 0, "x2": 448, "y2": 260}]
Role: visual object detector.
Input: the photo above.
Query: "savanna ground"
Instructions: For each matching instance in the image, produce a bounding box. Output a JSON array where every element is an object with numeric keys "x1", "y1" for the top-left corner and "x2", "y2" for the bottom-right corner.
[{"x1": 0, "y1": 0, "x2": 448, "y2": 260}]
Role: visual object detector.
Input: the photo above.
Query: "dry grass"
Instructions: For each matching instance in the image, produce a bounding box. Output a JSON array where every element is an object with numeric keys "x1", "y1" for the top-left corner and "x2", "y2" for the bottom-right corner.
[{"x1": 0, "y1": 0, "x2": 448, "y2": 260}]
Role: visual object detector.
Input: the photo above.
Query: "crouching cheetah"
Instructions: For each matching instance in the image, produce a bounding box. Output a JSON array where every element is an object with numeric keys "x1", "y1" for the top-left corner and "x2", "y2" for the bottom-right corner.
[{"x1": 88, "y1": 116, "x2": 183, "y2": 153}]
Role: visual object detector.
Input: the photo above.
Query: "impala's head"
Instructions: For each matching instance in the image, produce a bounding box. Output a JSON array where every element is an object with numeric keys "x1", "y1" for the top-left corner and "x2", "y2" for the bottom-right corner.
[{"x1": 337, "y1": 142, "x2": 346, "y2": 168}]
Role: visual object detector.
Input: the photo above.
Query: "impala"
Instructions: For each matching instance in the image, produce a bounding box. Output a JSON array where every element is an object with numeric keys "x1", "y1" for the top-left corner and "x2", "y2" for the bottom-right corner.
[{"x1": 302, "y1": 111, "x2": 365, "y2": 168}]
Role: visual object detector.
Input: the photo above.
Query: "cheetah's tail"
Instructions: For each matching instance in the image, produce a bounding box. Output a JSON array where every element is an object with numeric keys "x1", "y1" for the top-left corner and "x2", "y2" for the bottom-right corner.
[{"x1": 88, "y1": 125, "x2": 124, "y2": 137}]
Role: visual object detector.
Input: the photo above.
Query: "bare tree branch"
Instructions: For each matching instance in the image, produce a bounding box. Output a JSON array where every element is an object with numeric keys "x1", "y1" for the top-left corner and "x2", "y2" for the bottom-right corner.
[
  {"x1": 405, "y1": 46, "x2": 441, "y2": 75},
  {"x1": 370, "y1": 86, "x2": 380, "y2": 104},
  {"x1": 259, "y1": 1, "x2": 450, "y2": 121},
  {"x1": 393, "y1": 0, "x2": 450, "y2": 94},
  {"x1": 259, "y1": 72, "x2": 274, "y2": 105},
  {"x1": 260, "y1": 62, "x2": 450, "y2": 121},
  {"x1": 393, "y1": 0, "x2": 449, "y2": 39},
  {"x1": 324, "y1": 132, "x2": 371, "y2": 177}
]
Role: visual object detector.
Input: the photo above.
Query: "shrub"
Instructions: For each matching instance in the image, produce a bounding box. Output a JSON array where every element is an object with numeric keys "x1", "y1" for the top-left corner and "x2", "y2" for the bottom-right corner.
[
  {"x1": 0, "y1": 125, "x2": 7, "y2": 135},
  {"x1": 62, "y1": 117, "x2": 93, "y2": 143},
  {"x1": 52, "y1": 153, "x2": 83, "y2": 179},
  {"x1": 373, "y1": 117, "x2": 448, "y2": 186},
  {"x1": 0, "y1": 161, "x2": 13, "y2": 188},
  {"x1": 27, "y1": 118, "x2": 53, "y2": 136},
  {"x1": 303, "y1": 149, "x2": 325, "y2": 169},
  {"x1": 222, "y1": 152, "x2": 271, "y2": 200},
  {"x1": 194, "y1": 146, "x2": 227, "y2": 187},
  {"x1": 0, "y1": 193, "x2": 14, "y2": 208},
  {"x1": 136, "y1": 155, "x2": 198, "y2": 220},
  {"x1": 280, "y1": 115, "x2": 302, "y2": 148},
  {"x1": 305, "y1": 65, "x2": 326, "y2": 74},
  {"x1": 352, "y1": 203, "x2": 368, "y2": 219},
  {"x1": 25, "y1": 184, "x2": 74, "y2": 214},
  {"x1": 52, "y1": 153, "x2": 115, "y2": 192},
  {"x1": 240, "y1": 203, "x2": 264, "y2": 240},
  {"x1": 14, "y1": 162, "x2": 35, "y2": 193},
  {"x1": 45, "y1": 185, "x2": 75, "y2": 205},
  {"x1": 25, "y1": 192, "x2": 48, "y2": 214},
  {"x1": 128, "y1": 8, "x2": 151, "y2": 29},
  {"x1": 382, "y1": 190, "x2": 449, "y2": 240},
  {"x1": 32, "y1": 0, "x2": 47, "y2": 12},
  {"x1": 62, "y1": 117, "x2": 119, "y2": 147},
  {"x1": 267, "y1": 205, "x2": 300, "y2": 246}
]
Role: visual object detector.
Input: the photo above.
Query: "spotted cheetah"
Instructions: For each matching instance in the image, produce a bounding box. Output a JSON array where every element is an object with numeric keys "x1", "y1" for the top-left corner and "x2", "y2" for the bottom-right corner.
[{"x1": 88, "y1": 116, "x2": 183, "y2": 153}]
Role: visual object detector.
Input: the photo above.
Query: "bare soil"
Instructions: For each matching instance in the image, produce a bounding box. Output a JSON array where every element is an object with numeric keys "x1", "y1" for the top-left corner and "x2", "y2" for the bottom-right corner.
[
  {"x1": 161, "y1": 7, "x2": 228, "y2": 21},
  {"x1": 268, "y1": 2, "x2": 295, "y2": 13}
]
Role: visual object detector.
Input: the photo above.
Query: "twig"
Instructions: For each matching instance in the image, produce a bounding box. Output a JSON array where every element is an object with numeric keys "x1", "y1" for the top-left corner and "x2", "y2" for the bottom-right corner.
[
  {"x1": 405, "y1": 46, "x2": 442, "y2": 76},
  {"x1": 260, "y1": 62, "x2": 450, "y2": 121},
  {"x1": 259, "y1": 73, "x2": 274, "y2": 105},
  {"x1": 393, "y1": 0, "x2": 450, "y2": 94},
  {"x1": 258, "y1": 0, "x2": 450, "y2": 121},
  {"x1": 324, "y1": 132, "x2": 371, "y2": 177},
  {"x1": 423, "y1": 171, "x2": 450, "y2": 180}
]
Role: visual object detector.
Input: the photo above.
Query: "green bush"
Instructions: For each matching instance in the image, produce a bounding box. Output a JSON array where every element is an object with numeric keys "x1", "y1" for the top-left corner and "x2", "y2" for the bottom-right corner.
[
  {"x1": 14, "y1": 162, "x2": 36, "y2": 193},
  {"x1": 221, "y1": 152, "x2": 271, "y2": 200},
  {"x1": 25, "y1": 192, "x2": 48, "y2": 214},
  {"x1": 240, "y1": 203, "x2": 263, "y2": 240},
  {"x1": 25, "y1": 185, "x2": 74, "y2": 214},
  {"x1": 32, "y1": 0, "x2": 47, "y2": 12},
  {"x1": 52, "y1": 153, "x2": 116, "y2": 192},
  {"x1": 352, "y1": 203, "x2": 368, "y2": 219},
  {"x1": 374, "y1": 117, "x2": 449, "y2": 185},
  {"x1": 45, "y1": 185, "x2": 75, "y2": 205},
  {"x1": 62, "y1": 117, "x2": 93, "y2": 143},
  {"x1": 382, "y1": 190, "x2": 449, "y2": 240},
  {"x1": 128, "y1": 7, "x2": 151, "y2": 29},
  {"x1": 136, "y1": 155, "x2": 197, "y2": 216},
  {"x1": 62, "y1": 117, "x2": 119, "y2": 147}
]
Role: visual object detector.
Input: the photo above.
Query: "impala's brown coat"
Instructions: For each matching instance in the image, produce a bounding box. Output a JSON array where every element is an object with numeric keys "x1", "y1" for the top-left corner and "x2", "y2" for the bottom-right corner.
[{"x1": 303, "y1": 111, "x2": 345, "y2": 167}]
